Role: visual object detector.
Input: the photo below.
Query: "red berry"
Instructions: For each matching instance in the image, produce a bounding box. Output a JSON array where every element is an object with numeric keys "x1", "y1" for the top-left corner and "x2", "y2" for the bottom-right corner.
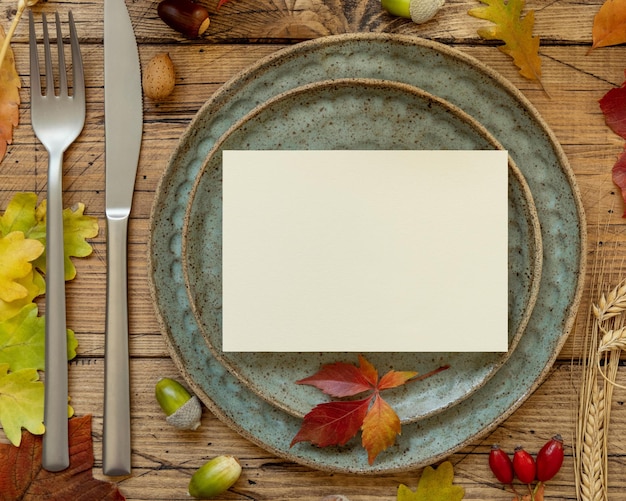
[
  {"x1": 513, "y1": 446, "x2": 536, "y2": 484},
  {"x1": 489, "y1": 444, "x2": 514, "y2": 484},
  {"x1": 536, "y1": 434, "x2": 564, "y2": 482}
]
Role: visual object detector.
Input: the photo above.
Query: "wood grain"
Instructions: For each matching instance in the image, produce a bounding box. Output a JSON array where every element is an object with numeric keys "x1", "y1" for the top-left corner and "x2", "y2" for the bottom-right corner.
[{"x1": 1, "y1": 0, "x2": 626, "y2": 499}]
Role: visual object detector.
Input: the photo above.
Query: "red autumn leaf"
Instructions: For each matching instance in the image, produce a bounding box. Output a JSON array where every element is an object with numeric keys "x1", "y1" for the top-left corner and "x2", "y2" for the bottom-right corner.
[
  {"x1": 290, "y1": 398, "x2": 371, "y2": 447},
  {"x1": 0, "y1": 414, "x2": 125, "y2": 501},
  {"x1": 599, "y1": 71, "x2": 626, "y2": 139},
  {"x1": 217, "y1": 0, "x2": 235, "y2": 8},
  {"x1": 295, "y1": 354, "x2": 378, "y2": 397},
  {"x1": 599, "y1": 72, "x2": 626, "y2": 217},
  {"x1": 361, "y1": 395, "x2": 400, "y2": 465},
  {"x1": 292, "y1": 355, "x2": 445, "y2": 464}
]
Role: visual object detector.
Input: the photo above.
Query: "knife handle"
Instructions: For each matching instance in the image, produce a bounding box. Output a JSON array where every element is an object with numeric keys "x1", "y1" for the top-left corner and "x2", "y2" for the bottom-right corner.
[
  {"x1": 103, "y1": 214, "x2": 131, "y2": 476},
  {"x1": 42, "y1": 151, "x2": 70, "y2": 472}
]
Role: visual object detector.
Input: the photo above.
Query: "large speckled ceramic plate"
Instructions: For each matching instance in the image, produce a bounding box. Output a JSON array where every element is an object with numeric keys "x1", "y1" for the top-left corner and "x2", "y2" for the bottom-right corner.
[
  {"x1": 182, "y1": 78, "x2": 542, "y2": 424},
  {"x1": 148, "y1": 33, "x2": 586, "y2": 473}
]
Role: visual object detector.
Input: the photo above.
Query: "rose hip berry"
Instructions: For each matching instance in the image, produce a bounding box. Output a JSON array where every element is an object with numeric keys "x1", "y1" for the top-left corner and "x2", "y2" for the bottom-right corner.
[
  {"x1": 513, "y1": 446, "x2": 536, "y2": 484},
  {"x1": 536, "y1": 434, "x2": 564, "y2": 482},
  {"x1": 489, "y1": 444, "x2": 514, "y2": 484}
]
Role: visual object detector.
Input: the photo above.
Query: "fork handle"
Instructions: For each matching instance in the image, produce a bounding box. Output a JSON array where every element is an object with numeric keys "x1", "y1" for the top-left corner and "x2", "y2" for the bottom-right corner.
[
  {"x1": 103, "y1": 214, "x2": 131, "y2": 475},
  {"x1": 42, "y1": 151, "x2": 69, "y2": 472}
]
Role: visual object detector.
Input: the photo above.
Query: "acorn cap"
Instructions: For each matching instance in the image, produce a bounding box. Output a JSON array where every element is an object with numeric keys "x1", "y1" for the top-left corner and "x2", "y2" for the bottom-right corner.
[{"x1": 165, "y1": 395, "x2": 202, "y2": 430}]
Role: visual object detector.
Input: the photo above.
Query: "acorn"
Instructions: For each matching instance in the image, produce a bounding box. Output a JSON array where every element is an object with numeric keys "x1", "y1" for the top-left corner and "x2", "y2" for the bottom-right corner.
[
  {"x1": 155, "y1": 377, "x2": 202, "y2": 430},
  {"x1": 157, "y1": 0, "x2": 210, "y2": 38},
  {"x1": 188, "y1": 455, "x2": 242, "y2": 499},
  {"x1": 381, "y1": 0, "x2": 445, "y2": 24}
]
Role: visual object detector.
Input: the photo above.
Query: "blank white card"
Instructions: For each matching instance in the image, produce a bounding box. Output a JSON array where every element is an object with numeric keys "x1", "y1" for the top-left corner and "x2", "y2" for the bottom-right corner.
[{"x1": 222, "y1": 150, "x2": 508, "y2": 352}]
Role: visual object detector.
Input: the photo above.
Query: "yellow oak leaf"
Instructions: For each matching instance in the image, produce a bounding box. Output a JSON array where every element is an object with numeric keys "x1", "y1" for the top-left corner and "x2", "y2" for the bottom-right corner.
[
  {"x1": 0, "y1": 25, "x2": 20, "y2": 161},
  {"x1": 469, "y1": 0, "x2": 542, "y2": 82},
  {"x1": 0, "y1": 270, "x2": 43, "y2": 322},
  {"x1": 0, "y1": 231, "x2": 43, "y2": 303},
  {"x1": 397, "y1": 461, "x2": 465, "y2": 501},
  {"x1": 591, "y1": 0, "x2": 626, "y2": 50}
]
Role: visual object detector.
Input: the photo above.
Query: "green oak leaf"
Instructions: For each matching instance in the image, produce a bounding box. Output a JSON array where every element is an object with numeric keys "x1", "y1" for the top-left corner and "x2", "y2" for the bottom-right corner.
[
  {"x1": 0, "y1": 303, "x2": 77, "y2": 371},
  {"x1": 397, "y1": 461, "x2": 465, "y2": 501},
  {"x1": 0, "y1": 363, "x2": 45, "y2": 446},
  {"x1": 31, "y1": 201, "x2": 99, "y2": 280},
  {"x1": 0, "y1": 192, "x2": 38, "y2": 236}
]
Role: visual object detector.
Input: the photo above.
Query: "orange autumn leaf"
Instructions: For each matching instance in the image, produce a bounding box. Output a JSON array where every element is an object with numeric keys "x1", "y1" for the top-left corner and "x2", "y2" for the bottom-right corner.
[
  {"x1": 468, "y1": 0, "x2": 542, "y2": 82},
  {"x1": 591, "y1": 0, "x2": 626, "y2": 50},
  {"x1": 0, "y1": 25, "x2": 20, "y2": 162},
  {"x1": 361, "y1": 395, "x2": 401, "y2": 465}
]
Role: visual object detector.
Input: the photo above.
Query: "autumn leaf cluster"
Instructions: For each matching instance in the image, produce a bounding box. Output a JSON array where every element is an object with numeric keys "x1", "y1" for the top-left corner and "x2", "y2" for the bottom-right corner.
[
  {"x1": 291, "y1": 354, "x2": 447, "y2": 464},
  {"x1": 0, "y1": 192, "x2": 98, "y2": 446}
]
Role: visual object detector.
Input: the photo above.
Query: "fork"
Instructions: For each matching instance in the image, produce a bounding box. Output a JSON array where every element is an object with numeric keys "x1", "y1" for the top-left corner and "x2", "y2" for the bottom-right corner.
[{"x1": 29, "y1": 10, "x2": 85, "y2": 472}]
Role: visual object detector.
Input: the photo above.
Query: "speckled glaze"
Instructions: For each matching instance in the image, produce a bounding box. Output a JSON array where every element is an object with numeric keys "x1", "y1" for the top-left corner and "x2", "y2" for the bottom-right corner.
[
  {"x1": 182, "y1": 78, "x2": 543, "y2": 424},
  {"x1": 147, "y1": 33, "x2": 586, "y2": 474}
]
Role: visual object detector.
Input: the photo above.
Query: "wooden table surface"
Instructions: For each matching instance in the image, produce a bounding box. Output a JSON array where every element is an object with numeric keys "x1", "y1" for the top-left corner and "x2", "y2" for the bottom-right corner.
[{"x1": 1, "y1": 0, "x2": 625, "y2": 499}]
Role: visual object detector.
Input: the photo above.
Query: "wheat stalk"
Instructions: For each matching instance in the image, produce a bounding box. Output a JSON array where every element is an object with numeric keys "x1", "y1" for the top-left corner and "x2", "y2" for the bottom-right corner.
[{"x1": 574, "y1": 205, "x2": 625, "y2": 501}]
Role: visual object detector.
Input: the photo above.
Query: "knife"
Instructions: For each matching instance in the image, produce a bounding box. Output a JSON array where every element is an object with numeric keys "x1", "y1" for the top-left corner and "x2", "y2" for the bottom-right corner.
[{"x1": 102, "y1": 0, "x2": 143, "y2": 476}]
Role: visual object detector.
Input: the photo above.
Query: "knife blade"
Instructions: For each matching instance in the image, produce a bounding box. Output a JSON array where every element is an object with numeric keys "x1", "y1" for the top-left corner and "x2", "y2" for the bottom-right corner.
[{"x1": 103, "y1": 0, "x2": 143, "y2": 476}]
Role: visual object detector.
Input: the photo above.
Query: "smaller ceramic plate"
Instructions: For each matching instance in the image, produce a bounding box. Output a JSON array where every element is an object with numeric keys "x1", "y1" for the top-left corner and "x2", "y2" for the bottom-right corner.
[{"x1": 182, "y1": 78, "x2": 542, "y2": 423}]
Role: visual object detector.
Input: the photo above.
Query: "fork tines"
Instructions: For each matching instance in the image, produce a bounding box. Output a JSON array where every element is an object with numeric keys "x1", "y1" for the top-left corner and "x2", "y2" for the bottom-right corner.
[{"x1": 29, "y1": 11, "x2": 84, "y2": 100}]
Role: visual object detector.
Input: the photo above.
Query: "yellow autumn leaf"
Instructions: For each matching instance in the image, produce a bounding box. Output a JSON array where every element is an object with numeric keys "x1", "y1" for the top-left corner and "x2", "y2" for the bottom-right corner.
[
  {"x1": 469, "y1": 0, "x2": 542, "y2": 82},
  {"x1": 0, "y1": 25, "x2": 20, "y2": 162},
  {"x1": 0, "y1": 270, "x2": 43, "y2": 322},
  {"x1": 397, "y1": 461, "x2": 465, "y2": 501},
  {"x1": 0, "y1": 232, "x2": 43, "y2": 303}
]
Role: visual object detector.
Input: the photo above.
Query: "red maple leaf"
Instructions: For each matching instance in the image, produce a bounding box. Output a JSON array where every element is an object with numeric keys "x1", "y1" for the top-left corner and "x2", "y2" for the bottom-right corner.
[
  {"x1": 0, "y1": 414, "x2": 125, "y2": 501},
  {"x1": 290, "y1": 354, "x2": 448, "y2": 465},
  {"x1": 599, "y1": 71, "x2": 626, "y2": 217}
]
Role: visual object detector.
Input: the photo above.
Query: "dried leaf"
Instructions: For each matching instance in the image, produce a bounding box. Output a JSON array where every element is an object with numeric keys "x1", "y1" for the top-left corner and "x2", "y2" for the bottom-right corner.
[
  {"x1": 0, "y1": 414, "x2": 126, "y2": 501},
  {"x1": 599, "y1": 73, "x2": 626, "y2": 216},
  {"x1": 599, "y1": 72, "x2": 626, "y2": 139},
  {"x1": 591, "y1": 0, "x2": 626, "y2": 50},
  {"x1": 295, "y1": 355, "x2": 377, "y2": 397},
  {"x1": 361, "y1": 396, "x2": 400, "y2": 465},
  {"x1": 397, "y1": 461, "x2": 465, "y2": 501},
  {"x1": 290, "y1": 398, "x2": 371, "y2": 447},
  {"x1": 0, "y1": 25, "x2": 20, "y2": 161},
  {"x1": 468, "y1": 0, "x2": 542, "y2": 81},
  {"x1": 0, "y1": 363, "x2": 44, "y2": 446},
  {"x1": 292, "y1": 355, "x2": 436, "y2": 464}
]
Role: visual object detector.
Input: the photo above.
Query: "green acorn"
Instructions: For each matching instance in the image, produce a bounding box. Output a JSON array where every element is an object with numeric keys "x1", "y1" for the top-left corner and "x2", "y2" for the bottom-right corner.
[
  {"x1": 382, "y1": 0, "x2": 445, "y2": 24},
  {"x1": 188, "y1": 455, "x2": 242, "y2": 499},
  {"x1": 155, "y1": 377, "x2": 202, "y2": 430}
]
